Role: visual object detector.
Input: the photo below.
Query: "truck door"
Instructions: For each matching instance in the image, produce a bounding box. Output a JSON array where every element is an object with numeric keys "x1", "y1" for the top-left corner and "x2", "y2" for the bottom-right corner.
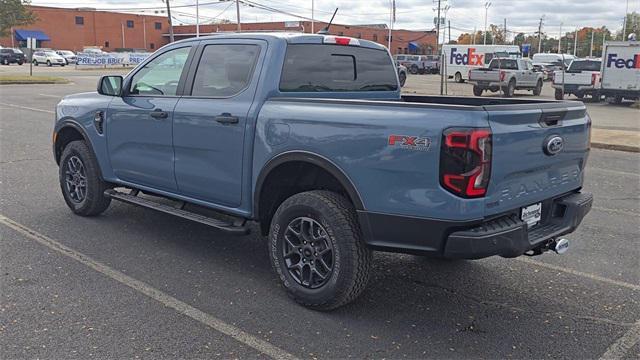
[
  {"x1": 107, "y1": 46, "x2": 193, "y2": 191},
  {"x1": 172, "y1": 40, "x2": 264, "y2": 207}
]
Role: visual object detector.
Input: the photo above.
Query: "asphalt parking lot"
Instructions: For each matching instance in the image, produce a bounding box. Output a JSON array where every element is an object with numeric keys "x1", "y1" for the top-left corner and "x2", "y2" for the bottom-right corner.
[{"x1": 1, "y1": 68, "x2": 639, "y2": 359}]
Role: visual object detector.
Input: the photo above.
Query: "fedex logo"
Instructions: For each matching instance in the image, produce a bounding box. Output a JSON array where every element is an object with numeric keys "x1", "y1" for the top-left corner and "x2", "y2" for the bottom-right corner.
[
  {"x1": 449, "y1": 47, "x2": 484, "y2": 66},
  {"x1": 606, "y1": 53, "x2": 640, "y2": 69}
]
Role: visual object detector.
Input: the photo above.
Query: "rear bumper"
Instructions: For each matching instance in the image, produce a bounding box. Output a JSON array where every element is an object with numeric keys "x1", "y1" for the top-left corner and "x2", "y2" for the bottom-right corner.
[
  {"x1": 358, "y1": 191, "x2": 592, "y2": 259},
  {"x1": 552, "y1": 84, "x2": 596, "y2": 92}
]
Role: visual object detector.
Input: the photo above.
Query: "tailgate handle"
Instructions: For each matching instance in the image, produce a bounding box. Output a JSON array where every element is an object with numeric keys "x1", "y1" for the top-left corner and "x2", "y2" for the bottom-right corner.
[{"x1": 539, "y1": 110, "x2": 566, "y2": 127}]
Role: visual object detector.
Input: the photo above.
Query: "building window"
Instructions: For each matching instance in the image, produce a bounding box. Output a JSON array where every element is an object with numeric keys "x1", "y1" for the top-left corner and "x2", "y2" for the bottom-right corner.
[
  {"x1": 127, "y1": 20, "x2": 134, "y2": 28},
  {"x1": 385, "y1": 35, "x2": 392, "y2": 41},
  {"x1": 372, "y1": 34, "x2": 378, "y2": 41},
  {"x1": 150, "y1": 43, "x2": 155, "y2": 49},
  {"x1": 104, "y1": 41, "x2": 110, "y2": 48},
  {"x1": 397, "y1": 47, "x2": 402, "y2": 54},
  {"x1": 154, "y1": 22, "x2": 162, "y2": 30},
  {"x1": 356, "y1": 33, "x2": 362, "y2": 39},
  {"x1": 75, "y1": 16, "x2": 84, "y2": 25}
]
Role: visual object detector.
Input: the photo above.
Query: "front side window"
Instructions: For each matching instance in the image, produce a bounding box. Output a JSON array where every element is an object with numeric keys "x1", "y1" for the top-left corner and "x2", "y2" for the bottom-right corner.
[
  {"x1": 127, "y1": 20, "x2": 134, "y2": 28},
  {"x1": 191, "y1": 44, "x2": 260, "y2": 97},
  {"x1": 129, "y1": 47, "x2": 190, "y2": 96}
]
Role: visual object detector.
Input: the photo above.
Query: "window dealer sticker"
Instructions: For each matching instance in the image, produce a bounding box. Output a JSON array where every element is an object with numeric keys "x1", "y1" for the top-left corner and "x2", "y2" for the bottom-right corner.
[{"x1": 521, "y1": 202, "x2": 542, "y2": 228}]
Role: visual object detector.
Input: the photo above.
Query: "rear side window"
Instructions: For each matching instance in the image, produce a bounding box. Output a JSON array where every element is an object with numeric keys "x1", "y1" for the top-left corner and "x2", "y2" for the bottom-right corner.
[
  {"x1": 191, "y1": 44, "x2": 260, "y2": 97},
  {"x1": 489, "y1": 59, "x2": 518, "y2": 70},
  {"x1": 280, "y1": 44, "x2": 398, "y2": 92}
]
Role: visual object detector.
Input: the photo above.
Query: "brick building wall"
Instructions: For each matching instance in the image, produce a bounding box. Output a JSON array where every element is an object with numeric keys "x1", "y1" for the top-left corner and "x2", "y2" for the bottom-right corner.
[
  {"x1": 0, "y1": 6, "x2": 436, "y2": 55},
  {"x1": 0, "y1": 6, "x2": 169, "y2": 52},
  {"x1": 172, "y1": 21, "x2": 437, "y2": 55}
]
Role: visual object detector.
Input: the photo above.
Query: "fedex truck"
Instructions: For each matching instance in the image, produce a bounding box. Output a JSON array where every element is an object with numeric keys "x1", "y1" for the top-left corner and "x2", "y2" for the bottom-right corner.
[
  {"x1": 599, "y1": 41, "x2": 640, "y2": 103},
  {"x1": 442, "y1": 44, "x2": 521, "y2": 83}
]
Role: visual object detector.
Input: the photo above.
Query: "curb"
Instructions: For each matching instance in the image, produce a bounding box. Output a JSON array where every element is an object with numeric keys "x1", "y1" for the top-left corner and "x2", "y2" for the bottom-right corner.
[
  {"x1": 0, "y1": 81, "x2": 69, "y2": 85},
  {"x1": 591, "y1": 142, "x2": 640, "y2": 153}
]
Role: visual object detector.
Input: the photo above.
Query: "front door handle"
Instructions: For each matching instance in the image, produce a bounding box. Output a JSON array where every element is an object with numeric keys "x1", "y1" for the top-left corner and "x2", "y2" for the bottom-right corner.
[
  {"x1": 150, "y1": 109, "x2": 168, "y2": 119},
  {"x1": 215, "y1": 113, "x2": 239, "y2": 124}
]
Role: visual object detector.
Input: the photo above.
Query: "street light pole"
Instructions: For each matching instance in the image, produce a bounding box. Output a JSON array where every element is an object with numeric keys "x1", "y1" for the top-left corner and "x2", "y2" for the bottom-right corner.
[
  {"x1": 196, "y1": 0, "x2": 200, "y2": 37},
  {"x1": 558, "y1": 22, "x2": 562, "y2": 53},
  {"x1": 311, "y1": 0, "x2": 314, "y2": 33},
  {"x1": 164, "y1": 0, "x2": 174, "y2": 43},
  {"x1": 236, "y1": 0, "x2": 241, "y2": 31},
  {"x1": 483, "y1": 2, "x2": 491, "y2": 45}
]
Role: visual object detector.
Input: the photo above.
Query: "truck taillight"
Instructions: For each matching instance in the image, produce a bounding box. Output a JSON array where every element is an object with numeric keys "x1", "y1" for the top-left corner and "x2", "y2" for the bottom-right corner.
[
  {"x1": 591, "y1": 73, "x2": 597, "y2": 85},
  {"x1": 440, "y1": 128, "x2": 492, "y2": 198},
  {"x1": 499, "y1": 71, "x2": 506, "y2": 82}
]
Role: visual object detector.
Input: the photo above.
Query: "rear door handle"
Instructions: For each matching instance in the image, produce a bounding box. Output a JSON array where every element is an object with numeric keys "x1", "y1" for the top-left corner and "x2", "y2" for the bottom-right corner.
[
  {"x1": 150, "y1": 109, "x2": 168, "y2": 119},
  {"x1": 215, "y1": 113, "x2": 239, "y2": 124}
]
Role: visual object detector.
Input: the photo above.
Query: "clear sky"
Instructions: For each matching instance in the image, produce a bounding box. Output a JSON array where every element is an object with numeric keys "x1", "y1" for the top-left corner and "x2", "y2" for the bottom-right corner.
[{"x1": 31, "y1": 0, "x2": 639, "y2": 39}]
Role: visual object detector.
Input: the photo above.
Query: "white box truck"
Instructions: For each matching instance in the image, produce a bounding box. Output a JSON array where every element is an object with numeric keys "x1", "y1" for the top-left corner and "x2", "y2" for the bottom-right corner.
[
  {"x1": 599, "y1": 41, "x2": 640, "y2": 103},
  {"x1": 441, "y1": 44, "x2": 521, "y2": 83}
]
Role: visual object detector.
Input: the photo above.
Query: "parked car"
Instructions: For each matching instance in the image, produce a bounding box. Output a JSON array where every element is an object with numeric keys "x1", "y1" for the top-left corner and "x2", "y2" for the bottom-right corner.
[
  {"x1": 396, "y1": 62, "x2": 407, "y2": 87},
  {"x1": 552, "y1": 58, "x2": 602, "y2": 100},
  {"x1": 32, "y1": 50, "x2": 66, "y2": 66},
  {"x1": 0, "y1": 48, "x2": 26, "y2": 65},
  {"x1": 394, "y1": 54, "x2": 439, "y2": 74},
  {"x1": 532, "y1": 53, "x2": 576, "y2": 69},
  {"x1": 599, "y1": 41, "x2": 640, "y2": 104},
  {"x1": 532, "y1": 62, "x2": 557, "y2": 81},
  {"x1": 469, "y1": 57, "x2": 544, "y2": 97},
  {"x1": 56, "y1": 50, "x2": 77, "y2": 64},
  {"x1": 53, "y1": 33, "x2": 592, "y2": 310}
]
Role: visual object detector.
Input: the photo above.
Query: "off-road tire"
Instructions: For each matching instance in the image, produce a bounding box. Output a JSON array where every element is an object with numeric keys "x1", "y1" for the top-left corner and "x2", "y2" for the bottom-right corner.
[
  {"x1": 269, "y1": 190, "x2": 372, "y2": 311},
  {"x1": 533, "y1": 80, "x2": 543, "y2": 96},
  {"x1": 503, "y1": 79, "x2": 515, "y2": 98},
  {"x1": 473, "y1": 85, "x2": 483, "y2": 97},
  {"x1": 399, "y1": 72, "x2": 407, "y2": 87},
  {"x1": 59, "y1": 140, "x2": 112, "y2": 216},
  {"x1": 555, "y1": 88, "x2": 564, "y2": 100},
  {"x1": 455, "y1": 72, "x2": 463, "y2": 83}
]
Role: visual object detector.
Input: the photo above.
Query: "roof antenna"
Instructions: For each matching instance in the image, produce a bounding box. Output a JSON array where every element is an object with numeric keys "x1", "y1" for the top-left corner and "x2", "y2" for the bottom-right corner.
[{"x1": 317, "y1": 8, "x2": 338, "y2": 35}]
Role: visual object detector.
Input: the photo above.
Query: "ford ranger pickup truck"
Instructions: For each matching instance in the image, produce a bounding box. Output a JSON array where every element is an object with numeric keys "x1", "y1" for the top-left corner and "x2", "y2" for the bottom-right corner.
[
  {"x1": 53, "y1": 33, "x2": 593, "y2": 310},
  {"x1": 552, "y1": 58, "x2": 602, "y2": 100},
  {"x1": 469, "y1": 58, "x2": 544, "y2": 97}
]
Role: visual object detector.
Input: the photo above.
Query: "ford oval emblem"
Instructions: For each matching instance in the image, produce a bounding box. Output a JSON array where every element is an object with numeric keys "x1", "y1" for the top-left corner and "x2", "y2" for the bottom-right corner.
[{"x1": 544, "y1": 135, "x2": 564, "y2": 156}]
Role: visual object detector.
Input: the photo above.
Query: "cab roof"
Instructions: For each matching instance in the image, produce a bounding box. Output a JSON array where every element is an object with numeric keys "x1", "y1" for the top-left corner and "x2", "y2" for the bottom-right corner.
[{"x1": 172, "y1": 32, "x2": 387, "y2": 51}]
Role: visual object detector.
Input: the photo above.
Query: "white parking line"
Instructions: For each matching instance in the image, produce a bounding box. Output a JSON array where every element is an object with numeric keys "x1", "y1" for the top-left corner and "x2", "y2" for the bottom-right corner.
[
  {"x1": 0, "y1": 214, "x2": 298, "y2": 360},
  {"x1": 0, "y1": 102, "x2": 54, "y2": 114},
  {"x1": 599, "y1": 320, "x2": 640, "y2": 360},
  {"x1": 38, "y1": 93, "x2": 61, "y2": 98},
  {"x1": 517, "y1": 257, "x2": 640, "y2": 292}
]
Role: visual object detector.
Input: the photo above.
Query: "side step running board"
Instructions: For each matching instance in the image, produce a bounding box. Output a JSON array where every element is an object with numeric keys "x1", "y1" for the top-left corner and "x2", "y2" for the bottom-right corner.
[{"x1": 104, "y1": 189, "x2": 249, "y2": 235}]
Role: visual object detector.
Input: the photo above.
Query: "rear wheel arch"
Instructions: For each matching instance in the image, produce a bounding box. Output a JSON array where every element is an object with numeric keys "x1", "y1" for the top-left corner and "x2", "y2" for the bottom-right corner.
[{"x1": 254, "y1": 152, "x2": 365, "y2": 235}]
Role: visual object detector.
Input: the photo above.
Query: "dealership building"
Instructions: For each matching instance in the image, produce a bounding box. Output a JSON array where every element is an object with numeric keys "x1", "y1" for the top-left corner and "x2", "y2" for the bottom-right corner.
[{"x1": 0, "y1": 5, "x2": 437, "y2": 54}]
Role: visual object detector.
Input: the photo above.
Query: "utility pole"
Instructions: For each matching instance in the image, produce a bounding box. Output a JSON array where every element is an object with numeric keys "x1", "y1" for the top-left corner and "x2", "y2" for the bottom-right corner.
[
  {"x1": 472, "y1": 26, "x2": 476, "y2": 45},
  {"x1": 623, "y1": 0, "x2": 629, "y2": 39},
  {"x1": 236, "y1": 0, "x2": 241, "y2": 31},
  {"x1": 441, "y1": 5, "x2": 450, "y2": 46},
  {"x1": 448, "y1": 20, "x2": 451, "y2": 43},
  {"x1": 602, "y1": 31, "x2": 606, "y2": 57},
  {"x1": 121, "y1": 22, "x2": 125, "y2": 48},
  {"x1": 164, "y1": 0, "x2": 174, "y2": 43},
  {"x1": 504, "y1": 18, "x2": 507, "y2": 44},
  {"x1": 483, "y1": 2, "x2": 491, "y2": 45},
  {"x1": 590, "y1": 30, "x2": 594, "y2": 58},
  {"x1": 537, "y1": 15, "x2": 544, "y2": 54},
  {"x1": 196, "y1": 0, "x2": 199, "y2": 37},
  {"x1": 388, "y1": 0, "x2": 395, "y2": 51},
  {"x1": 558, "y1": 22, "x2": 562, "y2": 53},
  {"x1": 143, "y1": 16, "x2": 147, "y2": 49},
  {"x1": 311, "y1": 0, "x2": 314, "y2": 33},
  {"x1": 573, "y1": 28, "x2": 577, "y2": 56}
]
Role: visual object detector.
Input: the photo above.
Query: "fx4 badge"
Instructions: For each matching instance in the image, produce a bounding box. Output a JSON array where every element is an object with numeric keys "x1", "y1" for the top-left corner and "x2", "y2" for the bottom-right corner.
[{"x1": 388, "y1": 134, "x2": 432, "y2": 151}]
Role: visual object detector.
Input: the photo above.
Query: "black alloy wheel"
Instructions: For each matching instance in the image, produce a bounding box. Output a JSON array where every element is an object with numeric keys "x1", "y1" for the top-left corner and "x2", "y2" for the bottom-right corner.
[{"x1": 282, "y1": 217, "x2": 335, "y2": 289}]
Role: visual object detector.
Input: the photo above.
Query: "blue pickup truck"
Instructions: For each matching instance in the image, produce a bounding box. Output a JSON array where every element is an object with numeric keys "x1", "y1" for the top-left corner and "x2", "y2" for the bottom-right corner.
[{"x1": 53, "y1": 33, "x2": 593, "y2": 310}]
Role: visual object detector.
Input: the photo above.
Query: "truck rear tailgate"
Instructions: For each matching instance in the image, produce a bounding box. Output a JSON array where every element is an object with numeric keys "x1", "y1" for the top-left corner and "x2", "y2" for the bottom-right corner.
[
  {"x1": 553, "y1": 72, "x2": 594, "y2": 86},
  {"x1": 470, "y1": 69, "x2": 500, "y2": 82},
  {"x1": 483, "y1": 102, "x2": 590, "y2": 216}
]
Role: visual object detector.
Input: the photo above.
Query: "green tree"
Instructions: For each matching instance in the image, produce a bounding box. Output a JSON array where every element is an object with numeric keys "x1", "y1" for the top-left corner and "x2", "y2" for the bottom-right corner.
[
  {"x1": 617, "y1": 11, "x2": 639, "y2": 40},
  {"x1": 0, "y1": 0, "x2": 36, "y2": 38}
]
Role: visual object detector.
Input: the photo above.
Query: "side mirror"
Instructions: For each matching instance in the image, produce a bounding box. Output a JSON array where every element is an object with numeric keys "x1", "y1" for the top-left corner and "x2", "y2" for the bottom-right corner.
[{"x1": 97, "y1": 75, "x2": 123, "y2": 96}]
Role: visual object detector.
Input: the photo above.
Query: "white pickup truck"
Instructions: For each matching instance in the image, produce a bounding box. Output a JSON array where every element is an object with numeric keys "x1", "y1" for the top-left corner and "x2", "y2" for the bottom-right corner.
[
  {"x1": 469, "y1": 58, "x2": 544, "y2": 97},
  {"x1": 552, "y1": 59, "x2": 602, "y2": 100}
]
